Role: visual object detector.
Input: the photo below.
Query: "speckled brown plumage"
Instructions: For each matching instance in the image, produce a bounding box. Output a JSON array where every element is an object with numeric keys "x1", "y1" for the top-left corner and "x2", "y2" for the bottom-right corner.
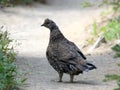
[{"x1": 41, "y1": 18, "x2": 96, "y2": 82}]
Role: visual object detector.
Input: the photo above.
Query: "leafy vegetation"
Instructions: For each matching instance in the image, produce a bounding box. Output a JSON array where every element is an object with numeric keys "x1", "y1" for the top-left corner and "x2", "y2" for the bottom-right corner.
[
  {"x1": 104, "y1": 44, "x2": 120, "y2": 90},
  {"x1": 81, "y1": 1, "x2": 93, "y2": 8},
  {"x1": 0, "y1": 26, "x2": 26, "y2": 90},
  {"x1": 85, "y1": 0, "x2": 120, "y2": 44},
  {"x1": 0, "y1": 0, "x2": 46, "y2": 6},
  {"x1": 83, "y1": 1, "x2": 120, "y2": 89},
  {"x1": 104, "y1": 74, "x2": 120, "y2": 90},
  {"x1": 112, "y1": 44, "x2": 120, "y2": 58},
  {"x1": 100, "y1": 1, "x2": 120, "y2": 90},
  {"x1": 91, "y1": 19, "x2": 120, "y2": 42}
]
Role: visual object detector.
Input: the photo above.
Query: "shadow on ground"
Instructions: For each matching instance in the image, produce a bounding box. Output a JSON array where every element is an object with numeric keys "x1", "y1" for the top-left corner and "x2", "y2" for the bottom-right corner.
[{"x1": 16, "y1": 52, "x2": 119, "y2": 90}]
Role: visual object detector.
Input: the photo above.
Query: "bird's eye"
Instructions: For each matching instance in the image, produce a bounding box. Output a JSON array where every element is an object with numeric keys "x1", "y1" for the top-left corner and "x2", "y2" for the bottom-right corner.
[{"x1": 45, "y1": 22, "x2": 49, "y2": 24}]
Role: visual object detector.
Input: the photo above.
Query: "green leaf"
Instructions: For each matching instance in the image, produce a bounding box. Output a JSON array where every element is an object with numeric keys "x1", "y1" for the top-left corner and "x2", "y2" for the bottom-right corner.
[
  {"x1": 0, "y1": 51, "x2": 4, "y2": 60},
  {"x1": 114, "y1": 88, "x2": 120, "y2": 90},
  {"x1": 112, "y1": 44, "x2": 120, "y2": 52},
  {"x1": 104, "y1": 74, "x2": 120, "y2": 81},
  {"x1": 92, "y1": 21, "x2": 98, "y2": 36},
  {"x1": 117, "y1": 63, "x2": 120, "y2": 67},
  {"x1": 81, "y1": 1, "x2": 94, "y2": 8},
  {"x1": 117, "y1": 79, "x2": 120, "y2": 87},
  {"x1": 21, "y1": 78, "x2": 27, "y2": 84}
]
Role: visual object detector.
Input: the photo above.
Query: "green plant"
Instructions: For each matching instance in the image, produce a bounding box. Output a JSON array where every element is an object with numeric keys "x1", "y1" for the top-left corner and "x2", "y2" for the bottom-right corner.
[
  {"x1": 104, "y1": 74, "x2": 120, "y2": 90},
  {"x1": 11, "y1": 0, "x2": 34, "y2": 5},
  {"x1": 112, "y1": 44, "x2": 120, "y2": 58},
  {"x1": 101, "y1": 19, "x2": 120, "y2": 41},
  {"x1": 0, "y1": 0, "x2": 46, "y2": 6},
  {"x1": 105, "y1": 0, "x2": 120, "y2": 12},
  {"x1": 0, "y1": 0, "x2": 11, "y2": 6},
  {"x1": 92, "y1": 21, "x2": 99, "y2": 37},
  {"x1": 85, "y1": 0, "x2": 120, "y2": 12},
  {"x1": 81, "y1": 1, "x2": 94, "y2": 8},
  {"x1": 104, "y1": 44, "x2": 120, "y2": 90},
  {"x1": 0, "y1": 26, "x2": 26, "y2": 90},
  {"x1": 83, "y1": 1, "x2": 120, "y2": 90},
  {"x1": 85, "y1": 0, "x2": 120, "y2": 44},
  {"x1": 90, "y1": 18, "x2": 120, "y2": 43}
]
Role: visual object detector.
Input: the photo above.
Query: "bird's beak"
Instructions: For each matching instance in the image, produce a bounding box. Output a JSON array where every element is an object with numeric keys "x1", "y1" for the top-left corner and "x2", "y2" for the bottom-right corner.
[{"x1": 41, "y1": 23, "x2": 45, "y2": 26}]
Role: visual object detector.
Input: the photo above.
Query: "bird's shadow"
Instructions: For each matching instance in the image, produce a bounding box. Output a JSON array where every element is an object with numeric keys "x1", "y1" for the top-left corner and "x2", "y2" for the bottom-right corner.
[{"x1": 52, "y1": 80, "x2": 101, "y2": 85}]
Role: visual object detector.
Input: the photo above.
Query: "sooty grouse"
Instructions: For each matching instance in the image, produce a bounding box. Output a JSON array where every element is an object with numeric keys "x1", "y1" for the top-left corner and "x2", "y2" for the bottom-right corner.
[{"x1": 41, "y1": 18, "x2": 96, "y2": 82}]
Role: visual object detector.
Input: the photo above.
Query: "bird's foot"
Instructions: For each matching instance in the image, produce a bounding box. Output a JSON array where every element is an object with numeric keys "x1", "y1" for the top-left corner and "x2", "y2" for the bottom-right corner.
[
  {"x1": 70, "y1": 74, "x2": 74, "y2": 83},
  {"x1": 58, "y1": 72, "x2": 63, "y2": 82},
  {"x1": 70, "y1": 80, "x2": 74, "y2": 83},
  {"x1": 58, "y1": 80, "x2": 62, "y2": 82}
]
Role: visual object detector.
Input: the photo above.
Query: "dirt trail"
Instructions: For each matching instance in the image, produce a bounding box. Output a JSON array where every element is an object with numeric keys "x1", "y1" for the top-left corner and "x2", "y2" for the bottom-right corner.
[{"x1": 0, "y1": 2, "x2": 119, "y2": 90}]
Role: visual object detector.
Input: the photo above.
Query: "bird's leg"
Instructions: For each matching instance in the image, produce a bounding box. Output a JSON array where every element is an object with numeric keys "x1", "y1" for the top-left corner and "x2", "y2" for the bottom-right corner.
[
  {"x1": 70, "y1": 74, "x2": 74, "y2": 83},
  {"x1": 58, "y1": 72, "x2": 63, "y2": 82}
]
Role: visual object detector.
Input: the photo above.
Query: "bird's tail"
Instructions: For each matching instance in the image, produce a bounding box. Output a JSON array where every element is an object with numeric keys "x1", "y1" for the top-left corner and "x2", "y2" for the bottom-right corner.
[{"x1": 86, "y1": 63, "x2": 97, "y2": 70}]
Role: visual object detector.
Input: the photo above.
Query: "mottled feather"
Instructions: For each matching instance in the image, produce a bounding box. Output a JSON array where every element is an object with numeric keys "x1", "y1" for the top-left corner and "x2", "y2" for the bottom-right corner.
[{"x1": 42, "y1": 18, "x2": 96, "y2": 82}]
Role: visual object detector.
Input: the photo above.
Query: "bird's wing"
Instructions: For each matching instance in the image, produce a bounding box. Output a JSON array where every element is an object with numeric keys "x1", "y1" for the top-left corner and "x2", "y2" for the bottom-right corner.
[
  {"x1": 67, "y1": 41, "x2": 87, "y2": 60},
  {"x1": 47, "y1": 41, "x2": 89, "y2": 71},
  {"x1": 48, "y1": 41, "x2": 86, "y2": 65}
]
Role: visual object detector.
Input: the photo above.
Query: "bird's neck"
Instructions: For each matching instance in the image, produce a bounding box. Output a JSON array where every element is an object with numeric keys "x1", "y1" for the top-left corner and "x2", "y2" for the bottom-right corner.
[{"x1": 49, "y1": 27, "x2": 66, "y2": 43}]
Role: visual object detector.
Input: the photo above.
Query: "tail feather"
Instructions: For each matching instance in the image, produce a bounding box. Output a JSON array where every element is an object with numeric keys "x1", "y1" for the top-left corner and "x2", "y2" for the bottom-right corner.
[{"x1": 86, "y1": 63, "x2": 97, "y2": 70}]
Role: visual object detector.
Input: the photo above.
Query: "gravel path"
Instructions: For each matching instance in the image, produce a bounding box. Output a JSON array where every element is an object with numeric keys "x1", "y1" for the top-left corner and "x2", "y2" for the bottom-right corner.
[{"x1": 0, "y1": 2, "x2": 119, "y2": 90}]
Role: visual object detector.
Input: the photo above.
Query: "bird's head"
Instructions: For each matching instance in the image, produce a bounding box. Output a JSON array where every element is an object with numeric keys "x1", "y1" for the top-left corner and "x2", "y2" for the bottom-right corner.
[{"x1": 41, "y1": 18, "x2": 57, "y2": 29}]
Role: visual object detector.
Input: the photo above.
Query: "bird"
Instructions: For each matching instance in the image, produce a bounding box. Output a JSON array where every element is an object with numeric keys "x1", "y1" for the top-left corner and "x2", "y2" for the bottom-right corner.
[{"x1": 41, "y1": 18, "x2": 96, "y2": 82}]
